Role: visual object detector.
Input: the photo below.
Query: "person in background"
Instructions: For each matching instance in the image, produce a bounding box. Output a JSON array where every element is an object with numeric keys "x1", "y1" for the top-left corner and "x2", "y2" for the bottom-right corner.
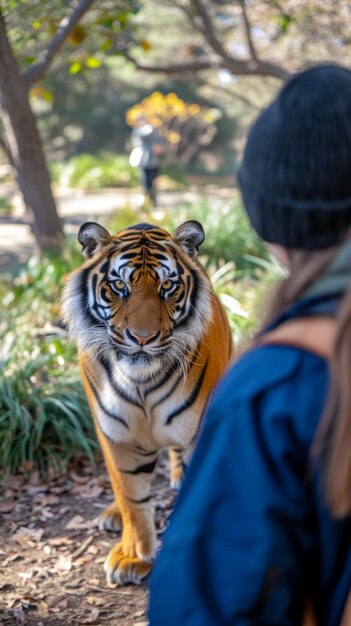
[
  {"x1": 130, "y1": 117, "x2": 165, "y2": 207},
  {"x1": 149, "y1": 64, "x2": 351, "y2": 626}
]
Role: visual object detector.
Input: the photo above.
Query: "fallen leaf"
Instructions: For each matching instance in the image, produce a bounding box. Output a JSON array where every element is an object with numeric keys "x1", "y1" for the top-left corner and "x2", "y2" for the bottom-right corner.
[
  {"x1": 86, "y1": 596, "x2": 106, "y2": 606},
  {"x1": 13, "y1": 526, "x2": 44, "y2": 545},
  {"x1": 50, "y1": 485, "x2": 70, "y2": 495},
  {"x1": 81, "y1": 607, "x2": 100, "y2": 623},
  {"x1": 35, "y1": 494, "x2": 60, "y2": 506},
  {"x1": 18, "y1": 570, "x2": 33, "y2": 580},
  {"x1": 25, "y1": 484, "x2": 48, "y2": 496},
  {"x1": 65, "y1": 515, "x2": 94, "y2": 530},
  {"x1": 18, "y1": 460, "x2": 33, "y2": 473},
  {"x1": 69, "y1": 471, "x2": 91, "y2": 484},
  {"x1": 46, "y1": 594, "x2": 68, "y2": 606},
  {"x1": 37, "y1": 601, "x2": 49, "y2": 617},
  {"x1": 49, "y1": 536, "x2": 74, "y2": 547},
  {"x1": 134, "y1": 610, "x2": 146, "y2": 618},
  {"x1": 64, "y1": 579, "x2": 85, "y2": 590},
  {"x1": 2, "y1": 553, "x2": 24, "y2": 566},
  {"x1": 0, "y1": 501, "x2": 17, "y2": 513},
  {"x1": 72, "y1": 479, "x2": 104, "y2": 499},
  {"x1": 54, "y1": 554, "x2": 72, "y2": 572},
  {"x1": 59, "y1": 507, "x2": 70, "y2": 514},
  {"x1": 29, "y1": 470, "x2": 40, "y2": 486}
]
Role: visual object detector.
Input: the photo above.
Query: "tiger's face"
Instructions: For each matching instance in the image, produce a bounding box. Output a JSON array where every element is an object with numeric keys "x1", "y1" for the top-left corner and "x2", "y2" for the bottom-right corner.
[{"x1": 62, "y1": 221, "x2": 212, "y2": 378}]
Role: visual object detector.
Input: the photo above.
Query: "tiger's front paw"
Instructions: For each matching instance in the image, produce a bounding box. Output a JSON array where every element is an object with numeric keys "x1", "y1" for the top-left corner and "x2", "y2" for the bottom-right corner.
[
  {"x1": 104, "y1": 544, "x2": 153, "y2": 585},
  {"x1": 97, "y1": 502, "x2": 122, "y2": 532}
]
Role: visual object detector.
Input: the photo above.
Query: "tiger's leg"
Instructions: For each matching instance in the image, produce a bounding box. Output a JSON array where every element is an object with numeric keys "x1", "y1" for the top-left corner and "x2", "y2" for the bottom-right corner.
[
  {"x1": 99, "y1": 435, "x2": 158, "y2": 585},
  {"x1": 97, "y1": 453, "x2": 122, "y2": 532},
  {"x1": 168, "y1": 447, "x2": 185, "y2": 490}
]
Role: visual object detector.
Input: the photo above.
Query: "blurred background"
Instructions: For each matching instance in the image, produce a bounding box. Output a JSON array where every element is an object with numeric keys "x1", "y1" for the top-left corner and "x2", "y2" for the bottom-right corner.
[{"x1": 0, "y1": 0, "x2": 350, "y2": 473}]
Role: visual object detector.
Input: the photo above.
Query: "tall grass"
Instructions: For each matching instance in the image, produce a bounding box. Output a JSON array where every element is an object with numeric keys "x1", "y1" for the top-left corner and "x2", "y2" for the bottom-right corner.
[{"x1": 0, "y1": 248, "x2": 98, "y2": 476}]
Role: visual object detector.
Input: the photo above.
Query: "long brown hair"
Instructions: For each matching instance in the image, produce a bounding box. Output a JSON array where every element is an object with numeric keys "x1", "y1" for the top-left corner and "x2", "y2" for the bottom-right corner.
[{"x1": 259, "y1": 242, "x2": 351, "y2": 518}]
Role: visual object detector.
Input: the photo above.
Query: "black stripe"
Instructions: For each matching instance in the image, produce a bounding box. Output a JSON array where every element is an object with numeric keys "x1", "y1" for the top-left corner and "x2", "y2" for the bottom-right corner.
[
  {"x1": 131, "y1": 447, "x2": 158, "y2": 456},
  {"x1": 85, "y1": 370, "x2": 129, "y2": 429},
  {"x1": 79, "y1": 266, "x2": 105, "y2": 329},
  {"x1": 166, "y1": 357, "x2": 209, "y2": 425},
  {"x1": 144, "y1": 363, "x2": 177, "y2": 396},
  {"x1": 126, "y1": 494, "x2": 152, "y2": 504},
  {"x1": 119, "y1": 252, "x2": 138, "y2": 260},
  {"x1": 99, "y1": 357, "x2": 143, "y2": 409},
  {"x1": 142, "y1": 365, "x2": 174, "y2": 390},
  {"x1": 120, "y1": 460, "x2": 157, "y2": 475},
  {"x1": 151, "y1": 371, "x2": 184, "y2": 409}
]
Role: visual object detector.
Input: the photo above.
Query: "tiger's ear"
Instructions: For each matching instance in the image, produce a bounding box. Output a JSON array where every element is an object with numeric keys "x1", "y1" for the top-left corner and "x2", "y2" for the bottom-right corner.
[
  {"x1": 78, "y1": 222, "x2": 112, "y2": 259},
  {"x1": 172, "y1": 220, "x2": 205, "y2": 258}
]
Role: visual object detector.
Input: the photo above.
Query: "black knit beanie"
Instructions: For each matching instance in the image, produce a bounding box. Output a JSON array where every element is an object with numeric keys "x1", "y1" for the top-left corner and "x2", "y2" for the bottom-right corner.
[{"x1": 238, "y1": 64, "x2": 351, "y2": 249}]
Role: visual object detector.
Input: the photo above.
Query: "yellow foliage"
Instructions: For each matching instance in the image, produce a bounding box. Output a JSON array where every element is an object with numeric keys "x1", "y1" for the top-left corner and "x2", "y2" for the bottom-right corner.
[
  {"x1": 126, "y1": 91, "x2": 219, "y2": 156},
  {"x1": 188, "y1": 104, "x2": 201, "y2": 116},
  {"x1": 29, "y1": 85, "x2": 53, "y2": 103},
  {"x1": 166, "y1": 131, "x2": 181, "y2": 144}
]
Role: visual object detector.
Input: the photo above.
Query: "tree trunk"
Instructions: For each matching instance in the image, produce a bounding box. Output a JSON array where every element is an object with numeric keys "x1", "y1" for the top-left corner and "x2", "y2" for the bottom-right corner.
[{"x1": 0, "y1": 11, "x2": 64, "y2": 251}]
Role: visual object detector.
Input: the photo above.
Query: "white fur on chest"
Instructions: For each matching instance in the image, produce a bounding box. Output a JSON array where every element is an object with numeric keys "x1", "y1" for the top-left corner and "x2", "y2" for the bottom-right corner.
[{"x1": 89, "y1": 358, "x2": 198, "y2": 450}]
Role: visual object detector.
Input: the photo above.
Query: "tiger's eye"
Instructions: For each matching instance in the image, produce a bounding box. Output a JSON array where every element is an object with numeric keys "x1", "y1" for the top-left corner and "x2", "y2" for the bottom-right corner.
[
  {"x1": 162, "y1": 280, "x2": 172, "y2": 290},
  {"x1": 115, "y1": 280, "x2": 126, "y2": 290}
]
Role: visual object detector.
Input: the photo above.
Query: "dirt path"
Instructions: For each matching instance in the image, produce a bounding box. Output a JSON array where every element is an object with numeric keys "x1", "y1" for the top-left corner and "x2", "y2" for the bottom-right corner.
[
  {"x1": 0, "y1": 455, "x2": 176, "y2": 626},
  {"x1": 0, "y1": 182, "x2": 234, "y2": 276}
]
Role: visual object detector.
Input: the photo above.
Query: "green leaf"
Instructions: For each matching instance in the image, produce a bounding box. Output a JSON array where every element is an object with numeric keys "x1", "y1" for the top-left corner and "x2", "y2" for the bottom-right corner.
[
  {"x1": 85, "y1": 57, "x2": 102, "y2": 69},
  {"x1": 69, "y1": 61, "x2": 82, "y2": 75},
  {"x1": 100, "y1": 39, "x2": 113, "y2": 52}
]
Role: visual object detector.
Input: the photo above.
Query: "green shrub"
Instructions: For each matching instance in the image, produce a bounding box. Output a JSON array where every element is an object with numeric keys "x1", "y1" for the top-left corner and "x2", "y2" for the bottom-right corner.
[
  {"x1": 0, "y1": 248, "x2": 97, "y2": 475},
  {"x1": 51, "y1": 152, "x2": 140, "y2": 190},
  {"x1": 159, "y1": 193, "x2": 270, "y2": 272},
  {"x1": 0, "y1": 197, "x2": 13, "y2": 214}
]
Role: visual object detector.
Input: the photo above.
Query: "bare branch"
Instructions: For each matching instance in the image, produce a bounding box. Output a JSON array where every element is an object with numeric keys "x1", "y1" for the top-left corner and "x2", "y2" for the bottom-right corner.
[
  {"x1": 189, "y1": 0, "x2": 291, "y2": 81},
  {"x1": 23, "y1": 0, "x2": 96, "y2": 87},
  {"x1": 190, "y1": 0, "x2": 235, "y2": 65},
  {"x1": 125, "y1": 46, "x2": 291, "y2": 81},
  {"x1": 237, "y1": 0, "x2": 258, "y2": 61},
  {"x1": 123, "y1": 52, "x2": 221, "y2": 75}
]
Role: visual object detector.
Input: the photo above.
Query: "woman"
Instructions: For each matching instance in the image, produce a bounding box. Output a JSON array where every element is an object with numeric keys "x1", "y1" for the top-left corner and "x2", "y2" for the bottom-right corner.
[{"x1": 149, "y1": 65, "x2": 351, "y2": 626}]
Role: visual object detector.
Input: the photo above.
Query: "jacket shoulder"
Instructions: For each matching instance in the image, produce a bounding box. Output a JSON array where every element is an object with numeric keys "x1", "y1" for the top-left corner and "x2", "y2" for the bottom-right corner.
[{"x1": 215, "y1": 344, "x2": 325, "y2": 405}]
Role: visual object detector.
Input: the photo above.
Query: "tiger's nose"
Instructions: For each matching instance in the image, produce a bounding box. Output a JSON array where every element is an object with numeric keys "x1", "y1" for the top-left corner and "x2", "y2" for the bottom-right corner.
[{"x1": 127, "y1": 329, "x2": 159, "y2": 346}]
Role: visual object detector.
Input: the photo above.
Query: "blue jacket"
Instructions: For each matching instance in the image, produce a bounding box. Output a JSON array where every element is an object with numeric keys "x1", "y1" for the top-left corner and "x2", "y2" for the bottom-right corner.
[{"x1": 149, "y1": 298, "x2": 351, "y2": 626}]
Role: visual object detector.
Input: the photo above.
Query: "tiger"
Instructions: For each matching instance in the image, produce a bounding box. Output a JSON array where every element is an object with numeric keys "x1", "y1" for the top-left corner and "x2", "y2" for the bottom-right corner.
[{"x1": 61, "y1": 219, "x2": 234, "y2": 586}]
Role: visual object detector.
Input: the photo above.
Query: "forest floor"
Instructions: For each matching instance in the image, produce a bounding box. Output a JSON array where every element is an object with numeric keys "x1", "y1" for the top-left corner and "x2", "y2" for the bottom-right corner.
[{"x1": 0, "y1": 454, "x2": 176, "y2": 626}]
